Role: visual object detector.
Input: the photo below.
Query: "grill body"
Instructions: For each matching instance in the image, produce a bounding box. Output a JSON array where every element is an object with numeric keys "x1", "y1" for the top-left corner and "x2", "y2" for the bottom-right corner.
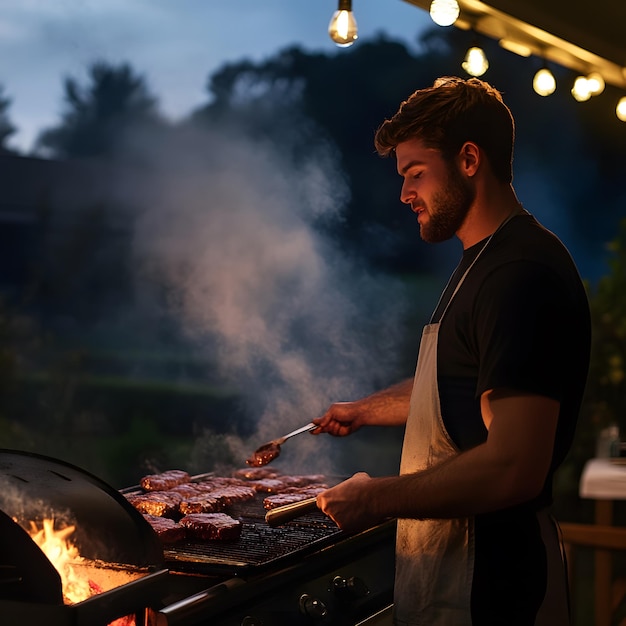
[
  {"x1": 157, "y1": 522, "x2": 396, "y2": 625},
  {"x1": 0, "y1": 450, "x2": 396, "y2": 625}
]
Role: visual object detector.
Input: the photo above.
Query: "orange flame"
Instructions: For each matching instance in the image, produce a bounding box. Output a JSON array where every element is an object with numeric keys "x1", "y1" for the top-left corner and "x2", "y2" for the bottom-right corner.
[
  {"x1": 28, "y1": 518, "x2": 91, "y2": 604},
  {"x1": 26, "y1": 517, "x2": 137, "y2": 625}
]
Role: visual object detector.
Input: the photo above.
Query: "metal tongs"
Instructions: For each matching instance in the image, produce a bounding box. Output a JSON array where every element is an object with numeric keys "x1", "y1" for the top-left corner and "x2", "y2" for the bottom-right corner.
[
  {"x1": 265, "y1": 496, "x2": 319, "y2": 527},
  {"x1": 246, "y1": 422, "x2": 317, "y2": 467}
]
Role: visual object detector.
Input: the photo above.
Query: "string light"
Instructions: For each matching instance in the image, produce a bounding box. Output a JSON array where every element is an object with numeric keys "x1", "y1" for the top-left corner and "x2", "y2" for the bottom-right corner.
[
  {"x1": 533, "y1": 67, "x2": 556, "y2": 96},
  {"x1": 462, "y1": 46, "x2": 489, "y2": 77},
  {"x1": 586, "y1": 72, "x2": 605, "y2": 96},
  {"x1": 617, "y1": 97, "x2": 626, "y2": 122},
  {"x1": 571, "y1": 76, "x2": 592, "y2": 102},
  {"x1": 429, "y1": 0, "x2": 460, "y2": 27},
  {"x1": 328, "y1": 0, "x2": 358, "y2": 48},
  {"x1": 325, "y1": 9, "x2": 622, "y2": 122}
]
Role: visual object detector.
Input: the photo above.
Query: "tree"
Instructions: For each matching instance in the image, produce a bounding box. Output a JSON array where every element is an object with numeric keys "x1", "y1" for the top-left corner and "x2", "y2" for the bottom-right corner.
[
  {"x1": 561, "y1": 217, "x2": 626, "y2": 515},
  {"x1": 582, "y1": 217, "x2": 626, "y2": 430},
  {"x1": 0, "y1": 84, "x2": 17, "y2": 153},
  {"x1": 36, "y1": 61, "x2": 163, "y2": 160},
  {"x1": 192, "y1": 36, "x2": 452, "y2": 273},
  {"x1": 191, "y1": 29, "x2": 626, "y2": 277}
]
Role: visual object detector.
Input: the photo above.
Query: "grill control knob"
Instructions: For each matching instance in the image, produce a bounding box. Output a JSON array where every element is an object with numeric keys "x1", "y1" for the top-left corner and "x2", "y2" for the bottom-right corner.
[
  {"x1": 299, "y1": 593, "x2": 328, "y2": 619},
  {"x1": 331, "y1": 575, "x2": 370, "y2": 599}
]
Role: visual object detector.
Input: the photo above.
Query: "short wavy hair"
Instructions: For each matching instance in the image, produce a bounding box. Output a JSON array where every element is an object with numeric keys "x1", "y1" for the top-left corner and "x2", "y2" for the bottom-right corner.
[{"x1": 374, "y1": 76, "x2": 515, "y2": 183}]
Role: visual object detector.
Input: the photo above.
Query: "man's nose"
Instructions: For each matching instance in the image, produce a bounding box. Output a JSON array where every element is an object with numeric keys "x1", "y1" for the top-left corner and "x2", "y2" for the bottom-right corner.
[{"x1": 400, "y1": 181, "x2": 414, "y2": 205}]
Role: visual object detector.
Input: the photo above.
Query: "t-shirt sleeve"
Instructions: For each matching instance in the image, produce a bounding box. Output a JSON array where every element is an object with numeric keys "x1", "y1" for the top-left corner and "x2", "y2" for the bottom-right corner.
[{"x1": 473, "y1": 260, "x2": 569, "y2": 400}]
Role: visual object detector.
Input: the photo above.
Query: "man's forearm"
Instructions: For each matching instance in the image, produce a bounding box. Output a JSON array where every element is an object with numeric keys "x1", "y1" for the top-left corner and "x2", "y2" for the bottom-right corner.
[
  {"x1": 366, "y1": 440, "x2": 544, "y2": 523},
  {"x1": 358, "y1": 378, "x2": 413, "y2": 427}
]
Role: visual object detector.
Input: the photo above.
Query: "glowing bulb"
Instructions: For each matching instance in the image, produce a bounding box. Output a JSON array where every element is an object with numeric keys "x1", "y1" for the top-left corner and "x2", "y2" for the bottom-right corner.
[
  {"x1": 533, "y1": 68, "x2": 556, "y2": 96},
  {"x1": 328, "y1": 1, "x2": 358, "y2": 48},
  {"x1": 462, "y1": 46, "x2": 489, "y2": 77},
  {"x1": 429, "y1": 0, "x2": 460, "y2": 27},
  {"x1": 571, "y1": 76, "x2": 592, "y2": 102},
  {"x1": 617, "y1": 97, "x2": 626, "y2": 122},
  {"x1": 586, "y1": 72, "x2": 605, "y2": 96}
]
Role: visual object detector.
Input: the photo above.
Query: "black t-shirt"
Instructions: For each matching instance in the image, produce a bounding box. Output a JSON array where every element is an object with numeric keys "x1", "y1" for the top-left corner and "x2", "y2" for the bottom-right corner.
[
  {"x1": 429, "y1": 211, "x2": 591, "y2": 622},
  {"x1": 431, "y1": 211, "x2": 590, "y2": 492}
]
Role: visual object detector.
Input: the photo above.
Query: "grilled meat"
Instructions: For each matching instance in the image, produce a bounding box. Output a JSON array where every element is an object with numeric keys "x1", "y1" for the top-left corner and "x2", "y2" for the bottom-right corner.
[
  {"x1": 248, "y1": 475, "x2": 328, "y2": 493},
  {"x1": 263, "y1": 485, "x2": 326, "y2": 510},
  {"x1": 179, "y1": 493, "x2": 224, "y2": 515},
  {"x1": 232, "y1": 467, "x2": 280, "y2": 480},
  {"x1": 179, "y1": 513, "x2": 242, "y2": 541},
  {"x1": 140, "y1": 469, "x2": 190, "y2": 491},
  {"x1": 126, "y1": 490, "x2": 182, "y2": 517},
  {"x1": 143, "y1": 514, "x2": 187, "y2": 543},
  {"x1": 246, "y1": 442, "x2": 281, "y2": 467}
]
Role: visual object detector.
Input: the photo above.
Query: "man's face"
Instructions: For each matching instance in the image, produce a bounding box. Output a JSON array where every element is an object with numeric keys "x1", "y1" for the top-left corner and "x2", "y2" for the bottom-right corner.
[{"x1": 395, "y1": 138, "x2": 475, "y2": 243}]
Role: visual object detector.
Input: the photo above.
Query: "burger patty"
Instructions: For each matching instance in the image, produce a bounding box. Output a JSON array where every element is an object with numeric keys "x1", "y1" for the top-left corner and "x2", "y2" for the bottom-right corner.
[{"x1": 179, "y1": 513, "x2": 242, "y2": 541}]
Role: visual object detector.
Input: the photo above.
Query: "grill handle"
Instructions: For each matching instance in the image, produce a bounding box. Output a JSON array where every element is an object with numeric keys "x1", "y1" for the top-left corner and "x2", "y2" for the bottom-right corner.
[
  {"x1": 156, "y1": 577, "x2": 246, "y2": 625},
  {"x1": 265, "y1": 496, "x2": 319, "y2": 527}
]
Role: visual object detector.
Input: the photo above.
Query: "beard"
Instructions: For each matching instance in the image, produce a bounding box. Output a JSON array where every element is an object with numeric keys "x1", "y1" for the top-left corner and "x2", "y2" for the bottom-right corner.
[{"x1": 420, "y1": 162, "x2": 475, "y2": 243}]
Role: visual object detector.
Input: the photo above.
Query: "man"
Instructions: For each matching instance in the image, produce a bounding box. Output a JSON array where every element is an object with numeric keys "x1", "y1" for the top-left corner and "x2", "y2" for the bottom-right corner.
[{"x1": 312, "y1": 77, "x2": 591, "y2": 625}]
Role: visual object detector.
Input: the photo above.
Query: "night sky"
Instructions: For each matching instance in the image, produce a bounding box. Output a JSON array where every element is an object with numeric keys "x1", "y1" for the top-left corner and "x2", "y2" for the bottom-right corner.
[{"x1": 0, "y1": 0, "x2": 431, "y2": 152}]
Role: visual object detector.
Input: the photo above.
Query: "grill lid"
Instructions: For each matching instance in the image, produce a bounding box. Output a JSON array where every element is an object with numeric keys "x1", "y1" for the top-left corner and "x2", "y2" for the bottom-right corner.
[
  {"x1": 0, "y1": 509, "x2": 63, "y2": 604},
  {"x1": 0, "y1": 449, "x2": 163, "y2": 568}
]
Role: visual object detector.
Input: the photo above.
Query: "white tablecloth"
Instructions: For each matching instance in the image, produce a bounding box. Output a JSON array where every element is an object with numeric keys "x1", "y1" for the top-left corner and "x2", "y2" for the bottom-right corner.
[{"x1": 580, "y1": 458, "x2": 626, "y2": 500}]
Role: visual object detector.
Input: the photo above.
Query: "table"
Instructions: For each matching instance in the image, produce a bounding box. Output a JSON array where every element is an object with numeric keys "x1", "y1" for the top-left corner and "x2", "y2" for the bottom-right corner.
[
  {"x1": 580, "y1": 458, "x2": 626, "y2": 501},
  {"x1": 579, "y1": 458, "x2": 626, "y2": 626}
]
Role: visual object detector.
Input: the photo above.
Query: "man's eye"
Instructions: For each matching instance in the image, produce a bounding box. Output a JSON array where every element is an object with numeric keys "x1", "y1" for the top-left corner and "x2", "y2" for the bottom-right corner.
[{"x1": 413, "y1": 171, "x2": 423, "y2": 180}]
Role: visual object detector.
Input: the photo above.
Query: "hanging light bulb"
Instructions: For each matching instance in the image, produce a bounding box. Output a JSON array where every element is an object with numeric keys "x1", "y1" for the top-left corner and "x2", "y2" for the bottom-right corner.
[
  {"x1": 328, "y1": 0, "x2": 358, "y2": 48},
  {"x1": 429, "y1": 0, "x2": 460, "y2": 27},
  {"x1": 533, "y1": 67, "x2": 556, "y2": 96},
  {"x1": 617, "y1": 97, "x2": 626, "y2": 122},
  {"x1": 586, "y1": 72, "x2": 605, "y2": 96},
  {"x1": 571, "y1": 76, "x2": 592, "y2": 102},
  {"x1": 462, "y1": 46, "x2": 489, "y2": 77}
]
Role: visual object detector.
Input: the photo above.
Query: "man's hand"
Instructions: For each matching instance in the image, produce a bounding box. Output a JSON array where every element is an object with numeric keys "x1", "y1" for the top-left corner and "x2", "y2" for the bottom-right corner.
[
  {"x1": 317, "y1": 472, "x2": 384, "y2": 532},
  {"x1": 312, "y1": 378, "x2": 414, "y2": 436},
  {"x1": 312, "y1": 401, "x2": 366, "y2": 437}
]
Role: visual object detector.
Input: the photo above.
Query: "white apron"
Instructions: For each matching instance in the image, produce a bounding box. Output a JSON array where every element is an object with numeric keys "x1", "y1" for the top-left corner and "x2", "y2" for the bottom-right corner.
[{"x1": 393, "y1": 220, "x2": 570, "y2": 626}]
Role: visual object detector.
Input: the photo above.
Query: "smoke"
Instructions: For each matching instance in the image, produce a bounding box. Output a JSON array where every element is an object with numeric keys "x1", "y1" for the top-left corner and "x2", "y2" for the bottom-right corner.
[
  {"x1": 0, "y1": 476, "x2": 73, "y2": 529},
  {"x1": 115, "y1": 120, "x2": 409, "y2": 473}
]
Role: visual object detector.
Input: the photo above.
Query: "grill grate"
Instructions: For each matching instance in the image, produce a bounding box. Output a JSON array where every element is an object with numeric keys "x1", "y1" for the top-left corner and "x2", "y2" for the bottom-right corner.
[
  {"x1": 163, "y1": 497, "x2": 343, "y2": 574},
  {"x1": 121, "y1": 473, "x2": 346, "y2": 575}
]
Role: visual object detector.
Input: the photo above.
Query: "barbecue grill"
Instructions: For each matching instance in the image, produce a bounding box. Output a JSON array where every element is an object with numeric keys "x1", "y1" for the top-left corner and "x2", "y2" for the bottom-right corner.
[
  {"x1": 0, "y1": 449, "x2": 396, "y2": 625},
  {"x1": 0, "y1": 449, "x2": 168, "y2": 625}
]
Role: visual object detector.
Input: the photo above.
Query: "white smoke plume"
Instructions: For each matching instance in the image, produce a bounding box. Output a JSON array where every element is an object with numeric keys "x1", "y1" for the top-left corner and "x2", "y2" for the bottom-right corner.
[{"x1": 119, "y1": 121, "x2": 409, "y2": 473}]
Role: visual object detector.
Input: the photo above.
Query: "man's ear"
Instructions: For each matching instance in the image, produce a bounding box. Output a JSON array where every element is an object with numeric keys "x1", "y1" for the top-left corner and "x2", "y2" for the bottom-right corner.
[{"x1": 457, "y1": 141, "x2": 480, "y2": 177}]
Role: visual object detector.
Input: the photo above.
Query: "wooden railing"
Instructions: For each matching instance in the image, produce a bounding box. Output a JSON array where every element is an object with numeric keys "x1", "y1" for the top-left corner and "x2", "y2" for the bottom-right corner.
[{"x1": 561, "y1": 521, "x2": 626, "y2": 626}]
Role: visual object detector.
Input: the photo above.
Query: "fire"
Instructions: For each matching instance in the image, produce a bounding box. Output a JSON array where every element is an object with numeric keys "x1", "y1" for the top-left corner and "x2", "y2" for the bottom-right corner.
[
  {"x1": 26, "y1": 517, "x2": 136, "y2": 626},
  {"x1": 28, "y1": 518, "x2": 91, "y2": 604}
]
